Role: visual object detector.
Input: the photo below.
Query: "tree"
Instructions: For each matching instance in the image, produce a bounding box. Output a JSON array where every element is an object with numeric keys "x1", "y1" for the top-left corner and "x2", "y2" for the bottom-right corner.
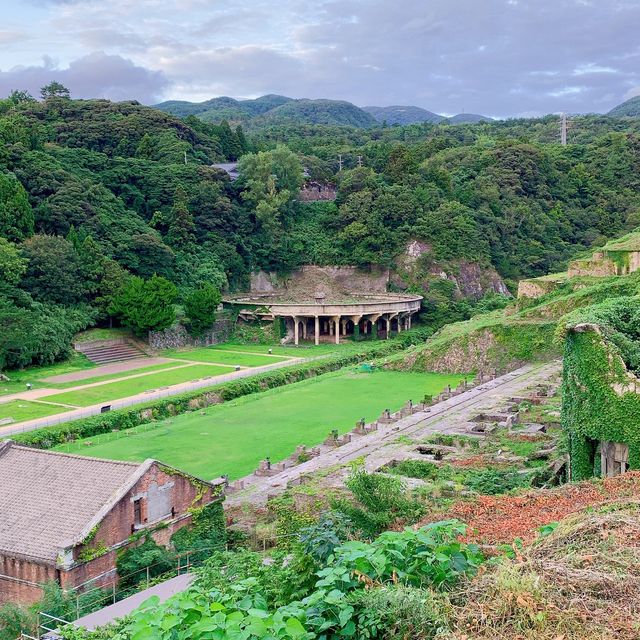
[
  {"x1": 237, "y1": 145, "x2": 303, "y2": 234},
  {"x1": 0, "y1": 238, "x2": 27, "y2": 285},
  {"x1": 40, "y1": 81, "x2": 70, "y2": 100},
  {"x1": 7, "y1": 89, "x2": 35, "y2": 105},
  {"x1": 93, "y1": 260, "x2": 131, "y2": 325},
  {"x1": 166, "y1": 187, "x2": 196, "y2": 249},
  {"x1": 109, "y1": 275, "x2": 177, "y2": 335},
  {"x1": 0, "y1": 172, "x2": 34, "y2": 241},
  {"x1": 184, "y1": 283, "x2": 222, "y2": 336},
  {"x1": 20, "y1": 235, "x2": 88, "y2": 304}
]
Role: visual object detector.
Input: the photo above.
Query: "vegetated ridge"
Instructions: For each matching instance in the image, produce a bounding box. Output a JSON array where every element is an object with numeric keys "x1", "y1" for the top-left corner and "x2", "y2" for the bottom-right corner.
[{"x1": 608, "y1": 95, "x2": 640, "y2": 118}]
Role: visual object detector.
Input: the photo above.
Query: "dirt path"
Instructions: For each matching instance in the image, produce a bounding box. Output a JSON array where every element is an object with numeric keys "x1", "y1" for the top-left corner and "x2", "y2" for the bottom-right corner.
[
  {"x1": 0, "y1": 362, "x2": 204, "y2": 405},
  {"x1": 41, "y1": 357, "x2": 176, "y2": 383}
]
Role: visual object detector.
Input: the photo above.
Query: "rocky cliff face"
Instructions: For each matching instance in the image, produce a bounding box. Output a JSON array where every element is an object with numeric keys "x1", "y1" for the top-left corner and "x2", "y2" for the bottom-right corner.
[
  {"x1": 393, "y1": 240, "x2": 511, "y2": 300},
  {"x1": 247, "y1": 241, "x2": 510, "y2": 303},
  {"x1": 250, "y1": 265, "x2": 390, "y2": 299}
]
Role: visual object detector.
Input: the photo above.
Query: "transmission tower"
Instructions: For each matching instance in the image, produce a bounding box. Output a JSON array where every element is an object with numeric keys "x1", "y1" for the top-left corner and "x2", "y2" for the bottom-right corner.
[
  {"x1": 560, "y1": 113, "x2": 568, "y2": 146},
  {"x1": 338, "y1": 154, "x2": 343, "y2": 171}
]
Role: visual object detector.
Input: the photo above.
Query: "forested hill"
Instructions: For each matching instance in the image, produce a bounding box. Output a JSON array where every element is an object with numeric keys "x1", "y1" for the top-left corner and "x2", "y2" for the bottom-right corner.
[
  {"x1": 155, "y1": 94, "x2": 494, "y2": 127},
  {"x1": 2, "y1": 91, "x2": 640, "y2": 370},
  {"x1": 155, "y1": 95, "x2": 377, "y2": 128},
  {"x1": 608, "y1": 95, "x2": 640, "y2": 118},
  {"x1": 363, "y1": 105, "x2": 445, "y2": 125}
]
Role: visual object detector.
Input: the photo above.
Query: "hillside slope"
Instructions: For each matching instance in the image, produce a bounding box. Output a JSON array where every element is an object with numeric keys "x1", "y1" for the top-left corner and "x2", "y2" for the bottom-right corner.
[
  {"x1": 448, "y1": 112, "x2": 494, "y2": 123},
  {"x1": 363, "y1": 105, "x2": 444, "y2": 125},
  {"x1": 387, "y1": 270, "x2": 640, "y2": 374},
  {"x1": 155, "y1": 95, "x2": 377, "y2": 127},
  {"x1": 608, "y1": 95, "x2": 640, "y2": 118}
]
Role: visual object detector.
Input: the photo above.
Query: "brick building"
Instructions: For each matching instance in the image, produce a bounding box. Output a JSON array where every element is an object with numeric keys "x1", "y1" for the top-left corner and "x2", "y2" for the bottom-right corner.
[{"x1": 0, "y1": 441, "x2": 225, "y2": 605}]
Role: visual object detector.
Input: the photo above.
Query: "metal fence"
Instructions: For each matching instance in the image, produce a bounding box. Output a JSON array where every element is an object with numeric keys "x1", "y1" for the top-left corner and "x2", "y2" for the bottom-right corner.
[{"x1": 3, "y1": 356, "x2": 309, "y2": 438}]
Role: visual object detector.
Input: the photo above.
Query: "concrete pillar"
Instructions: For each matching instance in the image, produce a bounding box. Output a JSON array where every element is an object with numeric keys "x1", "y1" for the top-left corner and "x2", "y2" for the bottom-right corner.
[
  {"x1": 407, "y1": 314, "x2": 412, "y2": 330},
  {"x1": 302, "y1": 320, "x2": 307, "y2": 340},
  {"x1": 315, "y1": 316, "x2": 320, "y2": 346},
  {"x1": 293, "y1": 316, "x2": 299, "y2": 346},
  {"x1": 334, "y1": 316, "x2": 340, "y2": 344},
  {"x1": 385, "y1": 315, "x2": 391, "y2": 339}
]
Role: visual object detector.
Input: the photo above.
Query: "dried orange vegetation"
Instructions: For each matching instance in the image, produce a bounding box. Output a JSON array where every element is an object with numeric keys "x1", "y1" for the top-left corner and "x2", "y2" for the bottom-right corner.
[
  {"x1": 429, "y1": 472, "x2": 640, "y2": 544},
  {"x1": 450, "y1": 455, "x2": 489, "y2": 467},
  {"x1": 449, "y1": 497, "x2": 640, "y2": 639}
]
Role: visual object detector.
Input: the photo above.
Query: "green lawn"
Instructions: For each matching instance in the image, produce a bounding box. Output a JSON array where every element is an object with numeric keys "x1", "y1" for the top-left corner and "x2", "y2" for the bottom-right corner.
[
  {"x1": 163, "y1": 348, "x2": 293, "y2": 367},
  {"x1": 47, "y1": 362, "x2": 181, "y2": 389},
  {"x1": 0, "y1": 400, "x2": 72, "y2": 423},
  {"x1": 44, "y1": 364, "x2": 234, "y2": 407},
  {"x1": 55, "y1": 369, "x2": 464, "y2": 480},
  {"x1": 0, "y1": 354, "x2": 96, "y2": 397},
  {"x1": 207, "y1": 342, "x2": 349, "y2": 356}
]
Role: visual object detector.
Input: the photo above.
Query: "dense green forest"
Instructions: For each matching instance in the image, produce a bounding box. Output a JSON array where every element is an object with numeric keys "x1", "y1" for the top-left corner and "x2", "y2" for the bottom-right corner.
[{"x1": 2, "y1": 85, "x2": 640, "y2": 370}]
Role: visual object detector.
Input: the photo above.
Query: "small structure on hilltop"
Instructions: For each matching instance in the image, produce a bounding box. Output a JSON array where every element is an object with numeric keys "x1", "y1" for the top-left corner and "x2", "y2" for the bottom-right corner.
[
  {"x1": 518, "y1": 230, "x2": 640, "y2": 300},
  {"x1": 0, "y1": 441, "x2": 225, "y2": 605},
  {"x1": 298, "y1": 180, "x2": 337, "y2": 202}
]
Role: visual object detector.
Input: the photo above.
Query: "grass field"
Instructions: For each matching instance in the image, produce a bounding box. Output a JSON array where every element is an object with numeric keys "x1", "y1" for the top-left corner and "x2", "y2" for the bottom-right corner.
[
  {"x1": 55, "y1": 369, "x2": 464, "y2": 479},
  {"x1": 0, "y1": 400, "x2": 72, "y2": 423},
  {"x1": 164, "y1": 348, "x2": 293, "y2": 367},
  {"x1": 46, "y1": 362, "x2": 180, "y2": 389},
  {"x1": 206, "y1": 342, "x2": 350, "y2": 356},
  {"x1": 44, "y1": 364, "x2": 234, "y2": 407},
  {"x1": 0, "y1": 354, "x2": 96, "y2": 397}
]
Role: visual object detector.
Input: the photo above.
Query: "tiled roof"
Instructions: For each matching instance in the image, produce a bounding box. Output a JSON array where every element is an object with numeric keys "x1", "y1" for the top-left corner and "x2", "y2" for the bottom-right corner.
[{"x1": 0, "y1": 442, "x2": 142, "y2": 563}]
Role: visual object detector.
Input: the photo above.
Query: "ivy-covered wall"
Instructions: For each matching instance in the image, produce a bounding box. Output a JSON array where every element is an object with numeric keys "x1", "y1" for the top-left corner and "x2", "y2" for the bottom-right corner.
[{"x1": 562, "y1": 325, "x2": 640, "y2": 480}]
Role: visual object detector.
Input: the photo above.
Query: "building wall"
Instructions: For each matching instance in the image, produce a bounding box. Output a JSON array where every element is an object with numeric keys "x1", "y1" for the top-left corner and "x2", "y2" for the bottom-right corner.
[
  {"x1": 1, "y1": 464, "x2": 221, "y2": 605},
  {"x1": 0, "y1": 555, "x2": 57, "y2": 605},
  {"x1": 72, "y1": 463, "x2": 215, "y2": 564}
]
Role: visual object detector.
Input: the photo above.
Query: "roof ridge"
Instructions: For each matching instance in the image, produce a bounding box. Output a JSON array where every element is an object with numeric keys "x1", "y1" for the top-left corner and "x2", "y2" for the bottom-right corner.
[{"x1": 5, "y1": 442, "x2": 141, "y2": 467}]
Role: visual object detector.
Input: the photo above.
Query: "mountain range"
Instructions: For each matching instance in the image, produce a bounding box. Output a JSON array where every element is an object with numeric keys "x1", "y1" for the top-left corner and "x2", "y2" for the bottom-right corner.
[
  {"x1": 154, "y1": 94, "x2": 640, "y2": 129},
  {"x1": 154, "y1": 95, "x2": 494, "y2": 128}
]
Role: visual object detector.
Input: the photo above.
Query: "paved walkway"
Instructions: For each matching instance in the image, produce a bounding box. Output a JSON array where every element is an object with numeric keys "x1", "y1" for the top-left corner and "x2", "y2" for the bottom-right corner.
[
  {"x1": 0, "y1": 362, "x2": 202, "y2": 405},
  {"x1": 41, "y1": 357, "x2": 175, "y2": 383},
  {"x1": 0, "y1": 357, "x2": 306, "y2": 438},
  {"x1": 43, "y1": 573, "x2": 195, "y2": 637},
  {"x1": 227, "y1": 360, "x2": 562, "y2": 507}
]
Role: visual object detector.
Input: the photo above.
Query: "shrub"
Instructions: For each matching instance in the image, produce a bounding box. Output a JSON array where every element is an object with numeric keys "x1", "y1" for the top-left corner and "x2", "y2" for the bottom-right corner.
[
  {"x1": 462, "y1": 467, "x2": 531, "y2": 495},
  {"x1": 386, "y1": 459, "x2": 439, "y2": 480},
  {"x1": 353, "y1": 585, "x2": 451, "y2": 639},
  {"x1": 333, "y1": 466, "x2": 425, "y2": 538},
  {"x1": 116, "y1": 537, "x2": 176, "y2": 589}
]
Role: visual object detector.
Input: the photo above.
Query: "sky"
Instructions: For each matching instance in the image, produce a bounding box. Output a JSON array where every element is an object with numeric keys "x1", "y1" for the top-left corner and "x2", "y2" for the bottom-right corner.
[{"x1": 1, "y1": 0, "x2": 640, "y2": 118}]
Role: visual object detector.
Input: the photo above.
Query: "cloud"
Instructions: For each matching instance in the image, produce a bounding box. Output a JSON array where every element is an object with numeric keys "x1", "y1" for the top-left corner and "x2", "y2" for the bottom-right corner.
[
  {"x1": 6, "y1": 0, "x2": 640, "y2": 115},
  {"x1": 0, "y1": 52, "x2": 168, "y2": 103}
]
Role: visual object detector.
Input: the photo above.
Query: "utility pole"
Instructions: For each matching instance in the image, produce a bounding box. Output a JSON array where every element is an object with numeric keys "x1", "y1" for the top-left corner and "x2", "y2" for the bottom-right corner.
[
  {"x1": 338, "y1": 154, "x2": 343, "y2": 172},
  {"x1": 560, "y1": 112, "x2": 568, "y2": 146}
]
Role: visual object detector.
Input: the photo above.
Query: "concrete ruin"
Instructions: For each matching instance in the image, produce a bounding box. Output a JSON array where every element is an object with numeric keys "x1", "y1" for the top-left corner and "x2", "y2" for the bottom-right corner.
[{"x1": 224, "y1": 292, "x2": 422, "y2": 345}]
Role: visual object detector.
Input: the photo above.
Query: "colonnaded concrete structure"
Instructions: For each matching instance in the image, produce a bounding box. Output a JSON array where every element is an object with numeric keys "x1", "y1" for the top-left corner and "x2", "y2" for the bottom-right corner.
[{"x1": 224, "y1": 293, "x2": 423, "y2": 345}]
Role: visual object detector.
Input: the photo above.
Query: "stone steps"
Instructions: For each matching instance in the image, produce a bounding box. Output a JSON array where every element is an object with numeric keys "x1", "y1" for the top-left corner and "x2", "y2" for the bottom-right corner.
[{"x1": 75, "y1": 341, "x2": 147, "y2": 365}]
